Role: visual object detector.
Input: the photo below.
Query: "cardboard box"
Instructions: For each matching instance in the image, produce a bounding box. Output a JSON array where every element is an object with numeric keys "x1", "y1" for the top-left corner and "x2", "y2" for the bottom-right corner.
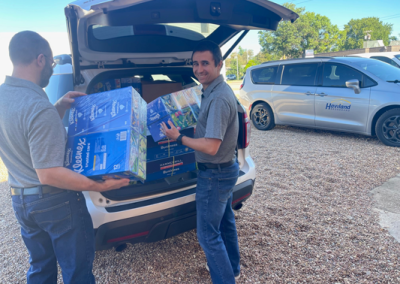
[
  {"x1": 146, "y1": 87, "x2": 200, "y2": 142},
  {"x1": 64, "y1": 128, "x2": 146, "y2": 181},
  {"x1": 66, "y1": 87, "x2": 147, "y2": 182},
  {"x1": 68, "y1": 87, "x2": 144, "y2": 136},
  {"x1": 146, "y1": 127, "x2": 195, "y2": 162},
  {"x1": 141, "y1": 81, "x2": 182, "y2": 103},
  {"x1": 146, "y1": 152, "x2": 196, "y2": 182}
]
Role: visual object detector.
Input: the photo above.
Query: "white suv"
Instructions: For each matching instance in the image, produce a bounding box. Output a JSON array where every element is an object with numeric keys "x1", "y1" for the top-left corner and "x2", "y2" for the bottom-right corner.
[{"x1": 45, "y1": 0, "x2": 298, "y2": 250}]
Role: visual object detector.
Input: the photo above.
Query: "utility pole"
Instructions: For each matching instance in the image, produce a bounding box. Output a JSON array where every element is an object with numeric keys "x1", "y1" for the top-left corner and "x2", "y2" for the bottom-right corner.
[
  {"x1": 364, "y1": 30, "x2": 372, "y2": 41},
  {"x1": 236, "y1": 55, "x2": 239, "y2": 80}
]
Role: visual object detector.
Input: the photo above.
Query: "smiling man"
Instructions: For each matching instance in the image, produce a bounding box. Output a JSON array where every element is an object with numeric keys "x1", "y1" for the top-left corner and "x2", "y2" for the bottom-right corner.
[{"x1": 162, "y1": 40, "x2": 240, "y2": 284}]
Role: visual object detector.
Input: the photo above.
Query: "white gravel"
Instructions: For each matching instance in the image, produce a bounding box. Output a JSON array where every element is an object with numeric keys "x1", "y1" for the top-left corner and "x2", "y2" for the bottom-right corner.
[{"x1": 1, "y1": 125, "x2": 400, "y2": 283}]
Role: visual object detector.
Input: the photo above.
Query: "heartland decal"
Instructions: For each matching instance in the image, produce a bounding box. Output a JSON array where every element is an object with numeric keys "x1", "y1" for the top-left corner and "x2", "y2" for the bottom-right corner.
[{"x1": 325, "y1": 99, "x2": 352, "y2": 111}]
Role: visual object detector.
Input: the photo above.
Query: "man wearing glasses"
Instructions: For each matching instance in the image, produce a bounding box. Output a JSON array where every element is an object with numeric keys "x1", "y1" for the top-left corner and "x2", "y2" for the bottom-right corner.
[{"x1": 0, "y1": 31, "x2": 129, "y2": 283}]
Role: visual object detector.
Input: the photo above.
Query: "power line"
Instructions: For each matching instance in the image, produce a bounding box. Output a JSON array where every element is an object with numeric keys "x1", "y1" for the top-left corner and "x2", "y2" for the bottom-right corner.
[
  {"x1": 296, "y1": 0, "x2": 313, "y2": 4},
  {"x1": 381, "y1": 16, "x2": 400, "y2": 21},
  {"x1": 380, "y1": 14, "x2": 400, "y2": 20}
]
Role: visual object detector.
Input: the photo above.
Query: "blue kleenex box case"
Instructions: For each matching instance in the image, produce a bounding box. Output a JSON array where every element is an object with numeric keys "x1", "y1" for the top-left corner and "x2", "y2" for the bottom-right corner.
[
  {"x1": 64, "y1": 129, "x2": 146, "y2": 181},
  {"x1": 146, "y1": 127, "x2": 195, "y2": 162},
  {"x1": 66, "y1": 86, "x2": 147, "y2": 182},
  {"x1": 68, "y1": 87, "x2": 143, "y2": 136},
  {"x1": 146, "y1": 152, "x2": 196, "y2": 182}
]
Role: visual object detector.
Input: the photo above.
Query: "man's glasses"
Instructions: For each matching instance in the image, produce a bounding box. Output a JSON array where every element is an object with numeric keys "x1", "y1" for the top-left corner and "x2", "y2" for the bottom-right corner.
[{"x1": 42, "y1": 54, "x2": 57, "y2": 68}]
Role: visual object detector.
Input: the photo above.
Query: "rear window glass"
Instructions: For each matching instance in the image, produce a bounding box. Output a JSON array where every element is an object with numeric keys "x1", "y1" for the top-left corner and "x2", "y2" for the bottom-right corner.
[
  {"x1": 251, "y1": 66, "x2": 278, "y2": 84},
  {"x1": 371, "y1": 56, "x2": 400, "y2": 68},
  {"x1": 92, "y1": 23, "x2": 219, "y2": 41},
  {"x1": 281, "y1": 63, "x2": 318, "y2": 86},
  {"x1": 322, "y1": 63, "x2": 363, "y2": 88}
]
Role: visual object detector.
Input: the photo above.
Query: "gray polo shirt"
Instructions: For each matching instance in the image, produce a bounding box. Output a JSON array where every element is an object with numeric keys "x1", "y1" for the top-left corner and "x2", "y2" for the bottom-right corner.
[
  {"x1": 0, "y1": 76, "x2": 66, "y2": 188},
  {"x1": 194, "y1": 75, "x2": 238, "y2": 164}
]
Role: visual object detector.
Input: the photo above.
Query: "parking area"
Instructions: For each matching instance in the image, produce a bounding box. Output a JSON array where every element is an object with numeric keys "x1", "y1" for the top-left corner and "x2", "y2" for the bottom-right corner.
[{"x1": 1, "y1": 126, "x2": 400, "y2": 283}]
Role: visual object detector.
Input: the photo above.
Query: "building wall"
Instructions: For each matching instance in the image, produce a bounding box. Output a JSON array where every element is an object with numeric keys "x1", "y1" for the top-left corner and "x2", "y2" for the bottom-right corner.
[{"x1": 314, "y1": 45, "x2": 400, "y2": 57}]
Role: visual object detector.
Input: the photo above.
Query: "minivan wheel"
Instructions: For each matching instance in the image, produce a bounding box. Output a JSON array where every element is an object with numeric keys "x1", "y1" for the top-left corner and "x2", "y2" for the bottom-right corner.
[
  {"x1": 251, "y1": 103, "x2": 275, "y2": 131},
  {"x1": 375, "y1": 108, "x2": 400, "y2": 147}
]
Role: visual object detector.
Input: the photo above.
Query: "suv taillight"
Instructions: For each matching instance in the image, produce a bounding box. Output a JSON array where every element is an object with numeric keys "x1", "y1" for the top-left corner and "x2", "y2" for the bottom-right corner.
[
  {"x1": 243, "y1": 112, "x2": 251, "y2": 148},
  {"x1": 240, "y1": 84, "x2": 243, "y2": 90}
]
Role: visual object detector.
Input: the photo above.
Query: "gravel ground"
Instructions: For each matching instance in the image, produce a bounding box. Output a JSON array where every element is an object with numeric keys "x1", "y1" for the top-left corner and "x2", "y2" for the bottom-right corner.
[{"x1": 1, "y1": 126, "x2": 400, "y2": 283}]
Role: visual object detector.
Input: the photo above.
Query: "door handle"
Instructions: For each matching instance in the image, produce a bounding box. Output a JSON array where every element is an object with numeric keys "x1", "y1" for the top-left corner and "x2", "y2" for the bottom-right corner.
[
  {"x1": 305, "y1": 92, "x2": 315, "y2": 96},
  {"x1": 316, "y1": 92, "x2": 328, "y2": 97}
]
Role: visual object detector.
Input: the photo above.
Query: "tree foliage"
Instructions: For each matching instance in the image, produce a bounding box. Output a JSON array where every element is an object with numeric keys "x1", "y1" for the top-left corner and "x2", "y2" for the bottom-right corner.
[
  {"x1": 258, "y1": 3, "x2": 344, "y2": 59},
  {"x1": 343, "y1": 17, "x2": 393, "y2": 49}
]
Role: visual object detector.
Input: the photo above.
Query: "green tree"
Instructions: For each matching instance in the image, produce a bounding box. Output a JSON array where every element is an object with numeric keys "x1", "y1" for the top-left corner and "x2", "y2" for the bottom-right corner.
[
  {"x1": 258, "y1": 3, "x2": 344, "y2": 59},
  {"x1": 343, "y1": 17, "x2": 393, "y2": 49}
]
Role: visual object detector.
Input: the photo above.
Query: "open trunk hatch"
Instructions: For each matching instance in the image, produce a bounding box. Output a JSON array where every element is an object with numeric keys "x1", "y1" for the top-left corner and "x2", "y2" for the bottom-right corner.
[{"x1": 66, "y1": 0, "x2": 298, "y2": 84}]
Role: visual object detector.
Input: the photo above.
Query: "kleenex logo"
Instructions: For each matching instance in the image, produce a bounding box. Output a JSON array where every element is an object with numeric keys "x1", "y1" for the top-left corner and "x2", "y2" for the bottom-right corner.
[
  {"x1": 150, "y1": 113, "x2": 161, "y2": 121},
  {"x1": 69, "y1": 108, "x2": 75, "y2": 125},
  {"x1": 72, "y1": 138, "x2": 86, "y2": 174},
  {"x1": 111, "y1": 100, "x2": 118, "y2": 117},
  {"x1": 65, "y1": 148, "x2": 72, "y2": 167},
  {"x1": 89, "y1": 104, "x2": 97, "y2": 121}
]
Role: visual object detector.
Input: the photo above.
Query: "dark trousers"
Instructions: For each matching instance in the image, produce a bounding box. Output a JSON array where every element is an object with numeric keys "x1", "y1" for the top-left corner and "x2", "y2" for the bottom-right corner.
[
  {"x1": 196, "y1": 162, "x2": 240, "y2": 284},
  {"x1": 11, "y1": 190, "x2": 96, "y2": 284}
]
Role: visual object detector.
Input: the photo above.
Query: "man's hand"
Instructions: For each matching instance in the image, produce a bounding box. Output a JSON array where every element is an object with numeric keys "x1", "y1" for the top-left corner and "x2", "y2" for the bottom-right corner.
[
  {"x1": 161, "y1": 121, "x2": 181, "y2": 140},
  {"x1": 55, "y1": 91, "x2": 87, "y2": 110},
  {"x1": 94, "y1": 178, "x2": 130, "y2": 192},
  {"x1": 54, "y1": 91, "x2": 87, "y2": 119}
]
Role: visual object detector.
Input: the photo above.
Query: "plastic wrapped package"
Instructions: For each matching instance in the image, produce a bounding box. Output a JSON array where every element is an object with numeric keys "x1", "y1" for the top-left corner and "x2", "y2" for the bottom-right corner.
[
  {"x1": 65, "y1": 87, "x2": 147, "y2": 182},
  {"x1": 64, "y1": 128, "x2": 146, "y2": 181},
  {"x1": 68, "y1": 87, "x2": 144, "y2": 136},
  {"x1": 146, "y1": 86, "x2": 201, "y2": 142}
]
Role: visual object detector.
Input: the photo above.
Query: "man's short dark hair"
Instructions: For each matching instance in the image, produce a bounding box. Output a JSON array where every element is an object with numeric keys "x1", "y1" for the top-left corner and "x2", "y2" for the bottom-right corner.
[
  {"x1": 9, "y1": 31, "x2": 51, "y2": 66},
  {"x1": 192, "y1": 40, "x2": 223, "y2": 67}
]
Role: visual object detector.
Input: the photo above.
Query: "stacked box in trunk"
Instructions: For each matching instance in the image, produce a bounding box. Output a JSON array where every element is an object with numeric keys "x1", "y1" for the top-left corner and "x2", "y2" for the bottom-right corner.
[
  {"x1": 146, "y1": 127, "x2": 196, "y2": 182},
  {"x1": 64, "y1": 87, "x2": 147, "y2": 182}
]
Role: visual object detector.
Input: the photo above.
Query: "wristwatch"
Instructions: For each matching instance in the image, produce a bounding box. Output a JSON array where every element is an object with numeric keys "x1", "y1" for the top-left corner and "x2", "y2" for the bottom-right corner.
[{"x1": 176, "y1": 134, "x2": 185, "y2": 145}]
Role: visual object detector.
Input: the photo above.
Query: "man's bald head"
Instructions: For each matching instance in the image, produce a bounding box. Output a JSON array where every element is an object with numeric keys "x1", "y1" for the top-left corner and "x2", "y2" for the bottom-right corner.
[{"x1": 9, "y1": 31, "x2": 51, "y2": 66}]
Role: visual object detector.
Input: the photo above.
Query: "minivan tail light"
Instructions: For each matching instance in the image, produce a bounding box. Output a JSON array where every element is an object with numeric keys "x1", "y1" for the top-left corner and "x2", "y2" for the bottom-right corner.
[
  {"x1": 240, "y1": 84, "x2": 243, "y2": 90},
  {"x1": 243, "y1": 112, "x2": 251, "y2": 148}
]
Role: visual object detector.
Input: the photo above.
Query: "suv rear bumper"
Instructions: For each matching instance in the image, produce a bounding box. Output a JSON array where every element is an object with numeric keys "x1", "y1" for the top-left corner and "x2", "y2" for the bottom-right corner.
[{"x1": 94, "y1": 179, "x2": 254, "y2": 250}]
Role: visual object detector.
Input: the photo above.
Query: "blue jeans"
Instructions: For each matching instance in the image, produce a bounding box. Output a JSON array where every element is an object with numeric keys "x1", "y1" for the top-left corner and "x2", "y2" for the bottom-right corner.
[
  {"x1": 11, "y1": 190, "x2": 96, "y2": 284},
  {"x1": 196, "y1": 162, "x2": 240, "y2": 284}
]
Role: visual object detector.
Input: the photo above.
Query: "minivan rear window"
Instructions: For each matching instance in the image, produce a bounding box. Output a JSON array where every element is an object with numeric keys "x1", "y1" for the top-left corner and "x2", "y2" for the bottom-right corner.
[
  {"x1": 92, "y1": 23, "x2": 219, "y2": 41},
  {"x1": 251, "y1": 66, "x2": 278, "y2": 84},
  {"x1": 281, "y1": 63, "x2": 318, "y2": 86}
]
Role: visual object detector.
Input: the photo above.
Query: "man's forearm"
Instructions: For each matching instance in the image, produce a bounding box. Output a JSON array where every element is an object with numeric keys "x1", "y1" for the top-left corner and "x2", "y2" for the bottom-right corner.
[
  {"x1": 181, "y1": 137, "x2": 220, "y2": 156},
  {"x1": 37, "y1": 167, "x2": 105, "y2": 192}
]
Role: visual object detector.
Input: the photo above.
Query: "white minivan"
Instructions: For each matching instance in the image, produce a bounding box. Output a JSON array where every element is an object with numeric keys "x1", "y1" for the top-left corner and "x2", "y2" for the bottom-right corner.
[
  {"x1": 349, "y1": 52, "x2": 400, "y2": 68},
  {"x1": 45, "y1": 0, "x2": 298, "y2": 250}
]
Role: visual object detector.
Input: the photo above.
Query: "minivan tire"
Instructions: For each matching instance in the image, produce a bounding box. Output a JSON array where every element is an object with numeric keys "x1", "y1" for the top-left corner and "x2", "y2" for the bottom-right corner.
[
  {"x1": 375, "y1": 108, "x2": 400, "y2": 147},
  {"x1": 251, "y1": 103, "x2": 275, "y2": 131}
]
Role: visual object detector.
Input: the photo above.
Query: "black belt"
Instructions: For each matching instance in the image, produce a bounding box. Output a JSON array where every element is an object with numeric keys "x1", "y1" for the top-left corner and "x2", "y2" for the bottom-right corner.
[
  {"x1": 10, "y1": 185, "x2": 65, "y2": 196},
  {"x1": 197, "y1": 160, "x2": 235, "y2": 171}
]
